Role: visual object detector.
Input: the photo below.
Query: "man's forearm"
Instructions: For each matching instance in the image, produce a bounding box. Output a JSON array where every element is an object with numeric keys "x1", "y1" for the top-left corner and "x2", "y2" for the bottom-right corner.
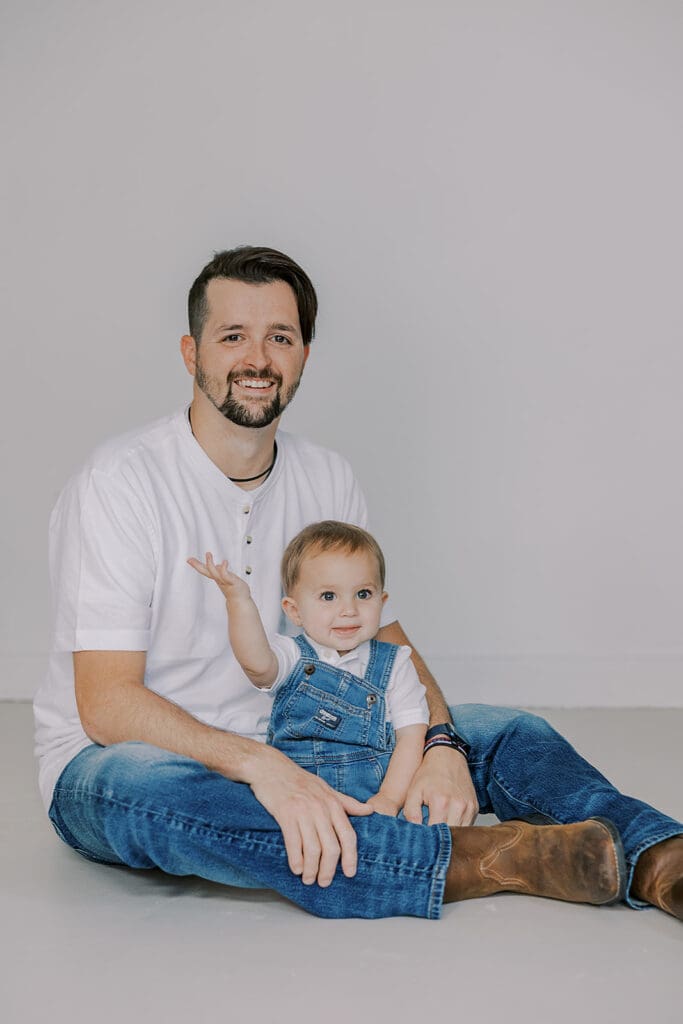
[
  {"x1": 376, "y1": 621, "x2": 451, "y2": 725},
  {"x1": 74, "y1": 652, "x2": 269, "y2": 785}
]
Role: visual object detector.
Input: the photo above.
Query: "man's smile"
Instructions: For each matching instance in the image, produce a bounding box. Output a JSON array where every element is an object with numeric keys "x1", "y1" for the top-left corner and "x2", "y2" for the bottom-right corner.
[{"x1": 233, "y1": 378, "x2": 276, "y2": 390}]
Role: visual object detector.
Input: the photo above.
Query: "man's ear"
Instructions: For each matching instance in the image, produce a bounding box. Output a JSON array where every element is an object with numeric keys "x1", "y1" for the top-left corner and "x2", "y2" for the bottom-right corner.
[
  {"x1": 282, "y1": 596, "x2": 303, "y2": 627},
  {"x1": 302, "y1": 345, "x2": 311, "y2": 367},
  {"x1": 180, "y1": 335, "x2": 198, "y2": 376}
]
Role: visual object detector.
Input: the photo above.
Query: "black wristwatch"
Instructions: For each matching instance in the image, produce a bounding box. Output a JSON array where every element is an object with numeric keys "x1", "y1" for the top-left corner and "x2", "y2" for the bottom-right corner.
[{"x1": 423, "y1": 722, "x2": 471, "y2": 759}]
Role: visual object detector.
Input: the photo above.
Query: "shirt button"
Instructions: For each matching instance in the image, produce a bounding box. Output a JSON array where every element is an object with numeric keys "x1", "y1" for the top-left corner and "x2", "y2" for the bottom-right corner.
[
  {"x1": 245, "y1": 566, "x2": 252, "y2": 575},
  {"x1": 246, "y1": 536, "x2": 253, "y2": 544},
  {"x1": 242, "y1": 505, "x2": 250, "y2": 515}
]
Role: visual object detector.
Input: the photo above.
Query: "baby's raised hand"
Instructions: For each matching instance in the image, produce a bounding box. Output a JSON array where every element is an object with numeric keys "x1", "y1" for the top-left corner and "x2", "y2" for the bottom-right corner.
[{"x1": 187, "y1": 552, "x2": 252, "y2": 601}]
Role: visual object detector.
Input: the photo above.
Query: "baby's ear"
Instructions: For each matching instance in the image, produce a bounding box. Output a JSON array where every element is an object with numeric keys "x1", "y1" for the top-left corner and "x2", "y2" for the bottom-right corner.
[
  {"x1": 381, "y1": 591, "x2": 389, "y2": 604},
  {"x1": 282, "y1": 596, "x2": 303, "y2": 627}
]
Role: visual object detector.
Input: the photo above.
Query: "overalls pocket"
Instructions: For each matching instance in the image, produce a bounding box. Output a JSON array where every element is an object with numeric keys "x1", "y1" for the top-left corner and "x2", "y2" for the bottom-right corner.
[{"x1": 281, "y1": 680, "x2": 372, "y2": 746}]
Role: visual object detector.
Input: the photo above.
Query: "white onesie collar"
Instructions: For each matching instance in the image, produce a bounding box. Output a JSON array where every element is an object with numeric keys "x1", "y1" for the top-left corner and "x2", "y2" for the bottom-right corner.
[{"x1": 302, "y1": 633, "x2": 372, "y2": 673}]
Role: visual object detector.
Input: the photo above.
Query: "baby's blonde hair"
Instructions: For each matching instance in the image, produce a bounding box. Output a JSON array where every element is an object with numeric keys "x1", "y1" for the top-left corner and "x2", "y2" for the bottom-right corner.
[{"x1": 281, "y1": 521, "x2": 386, "y2": 594}]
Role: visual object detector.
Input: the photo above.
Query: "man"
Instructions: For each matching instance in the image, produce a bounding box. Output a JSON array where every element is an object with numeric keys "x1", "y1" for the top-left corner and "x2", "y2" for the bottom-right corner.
[{"x1": 34, "y1": 246, "x2": 682, "y2": 920}]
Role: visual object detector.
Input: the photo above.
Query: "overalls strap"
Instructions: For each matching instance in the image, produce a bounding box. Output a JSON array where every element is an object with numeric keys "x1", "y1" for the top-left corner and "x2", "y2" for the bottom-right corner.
[
  {"x1": 364, "y1": 639, "x2": 399, "y2": 693},
  {"x1": 292, "y1": 634, "x2": 318, "y2": 661}
]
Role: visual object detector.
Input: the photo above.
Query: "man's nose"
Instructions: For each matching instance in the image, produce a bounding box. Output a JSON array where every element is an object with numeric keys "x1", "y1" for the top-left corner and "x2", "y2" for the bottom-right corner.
[{"x1": 243, "y1": 338, "x2": 270, "y2": 370}]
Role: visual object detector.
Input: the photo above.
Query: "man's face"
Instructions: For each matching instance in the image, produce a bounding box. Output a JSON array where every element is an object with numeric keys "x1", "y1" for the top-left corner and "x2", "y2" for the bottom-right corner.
[{"x1": 186, "y1": 278, "x2": 309, "y2": 428}]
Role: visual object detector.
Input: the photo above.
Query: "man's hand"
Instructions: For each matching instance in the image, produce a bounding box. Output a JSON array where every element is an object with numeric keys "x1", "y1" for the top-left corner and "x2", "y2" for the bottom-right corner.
[
  {"x1": 403, "y1": 746, "x2": 479, "y2": 826},
  {"x1": 248, "y1": 746, "x2": 373, "y2": 887}
]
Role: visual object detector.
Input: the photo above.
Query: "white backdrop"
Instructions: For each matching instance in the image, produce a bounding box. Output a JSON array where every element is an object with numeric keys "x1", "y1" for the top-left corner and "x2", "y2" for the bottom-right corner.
[{"x1": 2, "y1": 1, "x2": 682, "y2": 705}]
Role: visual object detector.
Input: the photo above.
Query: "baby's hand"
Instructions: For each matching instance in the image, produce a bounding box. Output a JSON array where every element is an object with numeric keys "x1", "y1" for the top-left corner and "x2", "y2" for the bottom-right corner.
[
  {"x1": 187, "y1": 552, "x2": 252, "y2": 601},
  {"x1": 366, "y1": 792, "x2": 400, "y2": 818}
]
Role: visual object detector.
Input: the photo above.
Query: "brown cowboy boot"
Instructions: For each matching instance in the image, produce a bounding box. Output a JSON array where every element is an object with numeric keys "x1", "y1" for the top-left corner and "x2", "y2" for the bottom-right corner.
[
  {"x1": 631, "y1": 835, "x2": 683, "y2": 921},
  {"x1": 444, "y1": 817, "x2": 626, "y2": 905}
]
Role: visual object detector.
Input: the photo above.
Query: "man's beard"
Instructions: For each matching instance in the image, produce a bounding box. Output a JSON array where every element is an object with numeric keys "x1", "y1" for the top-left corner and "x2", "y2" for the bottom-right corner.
[{"x1": 195, "y1": 363, "x2": 303, "y2": 428}]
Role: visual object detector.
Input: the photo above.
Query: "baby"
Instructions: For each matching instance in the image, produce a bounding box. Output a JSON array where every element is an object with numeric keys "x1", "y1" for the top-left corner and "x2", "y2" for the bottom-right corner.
[{"x1": 188, "y1": 520, "x2": 429, "y2": 816}]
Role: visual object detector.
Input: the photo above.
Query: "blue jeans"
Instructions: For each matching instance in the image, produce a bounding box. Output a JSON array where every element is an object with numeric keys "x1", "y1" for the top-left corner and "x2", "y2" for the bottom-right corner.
[{"x1": 48, "y1": 704, "x2": 683, "y2": 918}]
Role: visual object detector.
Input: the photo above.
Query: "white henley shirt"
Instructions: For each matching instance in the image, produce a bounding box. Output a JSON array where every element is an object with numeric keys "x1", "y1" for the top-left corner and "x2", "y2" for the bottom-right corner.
[{"x1": 33, "y1": 407, "x2": 397, "y2": 810}]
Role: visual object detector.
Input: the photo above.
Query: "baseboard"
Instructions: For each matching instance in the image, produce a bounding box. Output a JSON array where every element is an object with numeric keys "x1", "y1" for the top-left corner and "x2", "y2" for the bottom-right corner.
[{"x1": 2, "y1": 652, "x2": 682, "y2": 707}]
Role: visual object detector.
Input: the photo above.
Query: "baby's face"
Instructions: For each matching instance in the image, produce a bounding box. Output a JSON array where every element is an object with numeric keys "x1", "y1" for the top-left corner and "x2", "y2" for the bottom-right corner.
[{"x1": 282, "y1": 548, "x2": 387, "y2": 653}]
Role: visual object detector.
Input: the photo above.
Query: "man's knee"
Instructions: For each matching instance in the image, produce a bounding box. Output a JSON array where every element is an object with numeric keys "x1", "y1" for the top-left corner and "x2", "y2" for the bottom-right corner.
[
  {"x1": 59, "y1": 741, "x2": 205, "y2": 800},
  {"x1": 448, "y1": 704, "x2": 555, "y2": 755}
]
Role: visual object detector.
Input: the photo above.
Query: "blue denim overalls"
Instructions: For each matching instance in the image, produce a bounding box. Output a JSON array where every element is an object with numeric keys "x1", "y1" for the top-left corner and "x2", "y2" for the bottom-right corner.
[{"x1": 267, "y1": 634, "x2": 398, "y2": 802}]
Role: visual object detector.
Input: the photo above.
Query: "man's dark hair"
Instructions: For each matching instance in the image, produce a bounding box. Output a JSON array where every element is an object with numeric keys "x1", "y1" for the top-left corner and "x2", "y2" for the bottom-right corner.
[{"x1": 188, "y1": 246, "x2": 318, "y2": 346}]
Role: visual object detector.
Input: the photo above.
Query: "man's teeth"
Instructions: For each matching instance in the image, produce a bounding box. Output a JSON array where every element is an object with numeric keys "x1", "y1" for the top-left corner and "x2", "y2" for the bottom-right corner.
[{"x1": 236, "y1": 379, "x2": 273, "y2": 389}]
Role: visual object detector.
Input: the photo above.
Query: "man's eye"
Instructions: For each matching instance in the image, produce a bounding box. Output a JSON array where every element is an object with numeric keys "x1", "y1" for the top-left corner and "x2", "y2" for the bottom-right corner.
[
  {"x1": 223, "y1": 334, "x2": 242, "y2": 343},
  {"x1": 320, "y1": 591, "x2": 335, "y2": 601},
  {"x1": 271, "y1": 335, "x2": 291, "y2": 345},
  {"x1": 357, "y1": 589, "x2": 373, "y2": 600}
]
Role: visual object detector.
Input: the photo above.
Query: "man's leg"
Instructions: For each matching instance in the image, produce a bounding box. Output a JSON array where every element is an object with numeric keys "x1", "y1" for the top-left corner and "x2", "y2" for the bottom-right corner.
[
  {"x1": 49, "y1": 742, "x2": 451, "y2": 920},
  {"x1": 450, "y1": 703, "x2": 683, "y2": 913},
  {"x1": 49, "y1": 740, "x2": 625, "y2": 918}
]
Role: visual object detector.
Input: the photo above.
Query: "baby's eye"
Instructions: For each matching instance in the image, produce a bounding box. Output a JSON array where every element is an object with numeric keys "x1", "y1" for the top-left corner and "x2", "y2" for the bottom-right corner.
[
  {"x1": 357, "y1": 589, "x2": 373, "y2": 600},
  {"x1": 320, "y1": 591, "x2": 336, "y2": 601}
]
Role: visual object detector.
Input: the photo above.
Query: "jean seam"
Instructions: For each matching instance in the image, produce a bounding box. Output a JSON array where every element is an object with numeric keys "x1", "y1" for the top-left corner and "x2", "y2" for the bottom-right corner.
[
  {"x1": 55, "y1": 786, "x2": 446, "y2": 885},
  {"x1": 490, "y1": 772, "x2": 562, "y2": 824},
  {"x1": 427, "y1": 823, "x2": 451, "y2": 920},
  {"x1": 55, "y1": 786, "x2": 293, "y2": 857},
  {"x1": 49, "y1": 795, "x2": 120, "y2": 864}
]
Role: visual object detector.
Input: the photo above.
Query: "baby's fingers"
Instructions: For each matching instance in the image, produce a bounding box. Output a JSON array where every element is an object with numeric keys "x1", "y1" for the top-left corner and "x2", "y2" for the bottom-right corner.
[
  {"x1": 187, "y1": 553, "x2": 230, "y2": 584},
  {"x1": 207, "y1": 553, "x2": 234, "y2": 585},
  {"x1": 186, "y1": 556, "x2": 213, "y2": 579}
]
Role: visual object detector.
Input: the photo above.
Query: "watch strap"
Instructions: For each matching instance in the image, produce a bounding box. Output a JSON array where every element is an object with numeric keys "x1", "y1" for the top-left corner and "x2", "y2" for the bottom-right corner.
[{"x1": 423, "y1": 723, "x2": 471, "y2": 759}]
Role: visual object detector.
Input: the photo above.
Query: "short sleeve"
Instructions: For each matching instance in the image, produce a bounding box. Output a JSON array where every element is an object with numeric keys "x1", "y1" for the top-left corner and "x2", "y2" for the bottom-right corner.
[
  {"x1": 264, "y1": 634, "x2": 301, "y2": 691},
  {"x1": 386, "y1": 646, "x2": 429, "y2": 730},
  {"x1": 50, "y1": 468, "x2": 157, "y2": 652}
]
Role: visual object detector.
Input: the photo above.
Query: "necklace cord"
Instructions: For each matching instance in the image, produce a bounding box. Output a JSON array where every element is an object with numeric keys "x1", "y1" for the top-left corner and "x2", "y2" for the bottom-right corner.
[
  {"x1": 227, "y1": 442, "x2": 278, "y2": 483},
  {"x1": 188, "y1": 408, "x2": 277, "y2": 484}
]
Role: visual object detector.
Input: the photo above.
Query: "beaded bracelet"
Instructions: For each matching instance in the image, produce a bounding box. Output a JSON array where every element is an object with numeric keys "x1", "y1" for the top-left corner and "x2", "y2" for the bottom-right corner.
[{"x1": 423, "y1": 736, "x2": 469, "y2": 758}]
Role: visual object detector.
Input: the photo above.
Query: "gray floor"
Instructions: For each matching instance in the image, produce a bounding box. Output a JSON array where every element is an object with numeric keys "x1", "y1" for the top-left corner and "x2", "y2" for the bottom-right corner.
[{"x1": 2, "y1": 704, "x2": 681, "y2": 1024}]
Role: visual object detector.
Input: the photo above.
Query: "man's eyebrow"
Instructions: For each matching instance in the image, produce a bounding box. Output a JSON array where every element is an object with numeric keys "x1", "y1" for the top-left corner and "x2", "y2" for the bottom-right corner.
[
  {"x1": 268, "y1": 322, "x2": 299, "y2": 333},
  {"x1": 213, "y1": 322, "x2": 300, "y2": 333}
]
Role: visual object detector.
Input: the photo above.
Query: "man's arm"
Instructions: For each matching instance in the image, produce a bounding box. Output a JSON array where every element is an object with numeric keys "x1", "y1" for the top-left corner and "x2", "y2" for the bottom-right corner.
[
  {"x1": 74, "y1": 650, "x2": 372, "y2": 885},
  {"x1": 376, "y1": 621, "x2": 479, "y2": 826}
]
